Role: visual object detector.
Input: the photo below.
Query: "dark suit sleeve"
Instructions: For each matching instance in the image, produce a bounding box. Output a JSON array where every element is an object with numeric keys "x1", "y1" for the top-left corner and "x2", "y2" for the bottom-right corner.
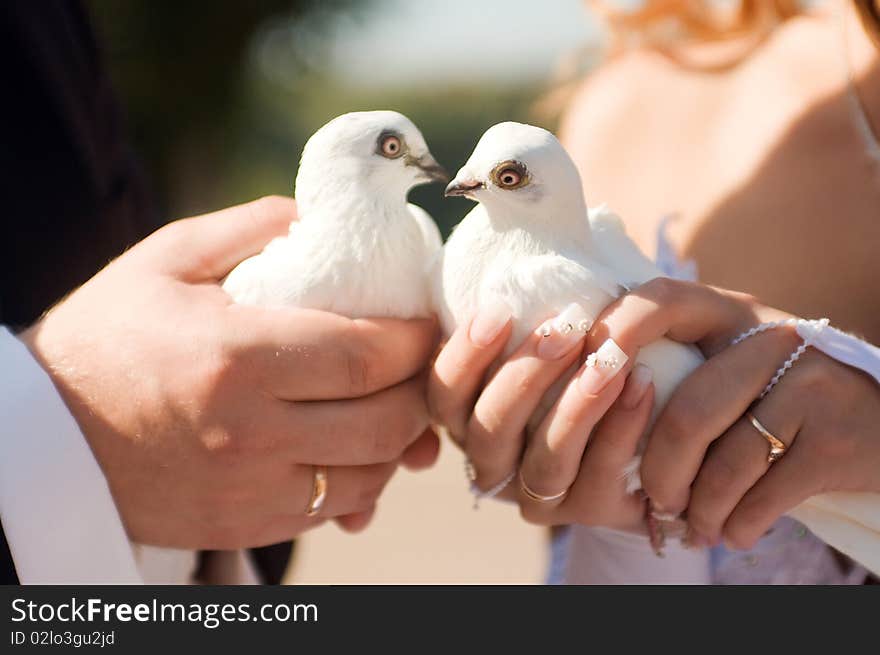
[
  {"x1": 0, "y1": 2, "x2": 292, "y2": 585},
  {"x1": 0, "y1": 519, "x2": 20, "y2": 584}
]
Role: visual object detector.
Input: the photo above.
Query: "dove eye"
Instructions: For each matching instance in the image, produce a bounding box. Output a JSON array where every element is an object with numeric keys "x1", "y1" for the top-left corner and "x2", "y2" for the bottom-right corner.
[
  {"x1": 378, "y1": 133, "x2": 404, "y2": 159},
  {"x1": 499, "y1": 170, "x2": 520, "y2": 186},
  {"x1": 491, "y1": 161, "x2": 528, "y2": 189}
]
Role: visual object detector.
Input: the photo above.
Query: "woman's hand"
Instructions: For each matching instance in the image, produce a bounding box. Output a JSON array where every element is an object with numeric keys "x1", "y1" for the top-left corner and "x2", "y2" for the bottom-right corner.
[
  {"x1": 585, "y1": 277, "x2": 880, "y2": 549},
  {"x1": 427, "y1": 302, "x2": 657, "y2": 531}
]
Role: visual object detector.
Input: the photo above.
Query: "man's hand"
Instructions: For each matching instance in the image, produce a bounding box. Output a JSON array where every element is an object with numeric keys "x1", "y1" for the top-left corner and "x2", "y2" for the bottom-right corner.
[{"x1": 20, "y1": 196, "x2": 439, "y2": 549}]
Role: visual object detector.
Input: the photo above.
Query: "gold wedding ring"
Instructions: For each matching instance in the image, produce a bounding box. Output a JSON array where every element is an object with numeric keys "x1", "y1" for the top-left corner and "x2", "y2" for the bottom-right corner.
[
  {"x1": 518, "y1": 469, "x2": 569, "y2": 503},
  {"x1": 746, "y1": 412, "x2": 787, "y2": 464},
  {"x1": 305, "y1": 465, "x2": 328, "y2": 516}
]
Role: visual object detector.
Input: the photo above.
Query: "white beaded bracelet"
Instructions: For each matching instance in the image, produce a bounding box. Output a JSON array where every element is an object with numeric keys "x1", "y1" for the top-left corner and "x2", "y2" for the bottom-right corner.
[
  {"x1": 465, "y1": 458, "x2": 515, "y2": 509},
  {"x1": 731, "y1": 318, "x2": 830, "y2": 398}
]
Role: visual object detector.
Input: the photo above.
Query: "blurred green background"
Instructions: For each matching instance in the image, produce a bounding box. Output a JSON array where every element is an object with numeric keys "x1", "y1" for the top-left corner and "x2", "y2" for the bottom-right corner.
[{"x1": 89, "y1": 0, "x2": 600, "y2": 237}]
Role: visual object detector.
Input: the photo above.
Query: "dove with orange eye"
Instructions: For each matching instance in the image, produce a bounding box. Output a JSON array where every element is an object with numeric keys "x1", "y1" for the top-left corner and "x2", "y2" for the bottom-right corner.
[
  {"x1": 375, "y1": 129, "x2": 448, "y2": 184},
  {"x1": 222, "y1": 110, "x2": 446, "y2": 320}
]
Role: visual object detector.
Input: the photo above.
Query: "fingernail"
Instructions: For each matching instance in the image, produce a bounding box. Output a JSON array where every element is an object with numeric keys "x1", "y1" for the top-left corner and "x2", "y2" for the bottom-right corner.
[
  {"x1": 535, "y1": 303, "x2": 591, "y2": 360},
  {"x1": 469, "y1": 301, "x2": 512, "y2": 347},
  {"x1": 577, "y1": 338, "x2": 628, "y2": 395},
  {"x1": 620, "y1": 364, "x2": 653, "y2": 410}
]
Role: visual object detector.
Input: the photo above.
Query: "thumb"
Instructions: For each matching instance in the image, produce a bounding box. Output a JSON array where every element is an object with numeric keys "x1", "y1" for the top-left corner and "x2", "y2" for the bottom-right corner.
[{"x1": 146, "y1": 196, "x2": 296, "y2": 281}]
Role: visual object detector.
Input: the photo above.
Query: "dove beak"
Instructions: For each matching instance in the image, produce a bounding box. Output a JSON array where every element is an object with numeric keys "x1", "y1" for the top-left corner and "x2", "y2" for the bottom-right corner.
[
  {"x1": 444, "y1": 178, "x2": 484, "y2": 198},
  {"x1": 410, "y1": 154, "x2": 449, "y2": 184}
]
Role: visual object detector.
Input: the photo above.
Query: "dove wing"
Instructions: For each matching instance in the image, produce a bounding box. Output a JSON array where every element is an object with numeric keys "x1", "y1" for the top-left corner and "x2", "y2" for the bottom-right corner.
[
  {"x1": 587, "y1": 204, "x2": 665, "y2": 290},
  {"x1": 480, "y1": 252, "x2": 621, "y2": 354}
]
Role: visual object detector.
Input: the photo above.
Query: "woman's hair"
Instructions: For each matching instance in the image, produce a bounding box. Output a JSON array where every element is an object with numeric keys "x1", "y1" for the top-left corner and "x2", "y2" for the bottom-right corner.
[
  {"x1": 593, "y1": 1, "x2": 880, "y2": 63},
  {"x1": 854, "y1": 0, "x2": 880, "y2": 48},
  {"x1": 534, "y1": 1, "x2": 880, "y2": 118}
]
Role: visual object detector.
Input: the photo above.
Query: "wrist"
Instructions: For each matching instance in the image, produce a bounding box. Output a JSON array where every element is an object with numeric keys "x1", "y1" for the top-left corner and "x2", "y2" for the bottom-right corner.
[{"x1": 16, "y1": 319, "x2": 83, "y2": 430}]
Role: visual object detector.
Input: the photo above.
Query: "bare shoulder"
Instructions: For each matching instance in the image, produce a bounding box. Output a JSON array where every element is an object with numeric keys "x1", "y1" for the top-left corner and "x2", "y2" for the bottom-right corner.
[
  {"x1": 746, "y1": 13, "x2": 843, "y2": 95},
  {"x1": 559, "y1": 13, "x2": 841, "y2": 149},
  {"x1": 558, "y1": 49, "x2": 678, "y2": 150}
]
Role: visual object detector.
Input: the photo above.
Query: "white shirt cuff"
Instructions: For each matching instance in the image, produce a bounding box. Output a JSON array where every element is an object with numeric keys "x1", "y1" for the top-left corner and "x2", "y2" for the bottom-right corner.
[{"x1": 0, "y1": 327, "x2": 142, "y2": 583}]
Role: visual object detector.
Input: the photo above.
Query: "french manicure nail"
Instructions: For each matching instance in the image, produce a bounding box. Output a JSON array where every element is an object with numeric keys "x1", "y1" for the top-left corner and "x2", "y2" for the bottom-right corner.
[
  {"x1": 577, "y1": 338, "x2": 628, "y2": 395},
  {"x1": 620, "y1": 364, "x2": 653, "y2": 410},
  {"x1": 535, "y1": 303, "x2": 591, "y2": 360},
  {"x1": 469, "y1": 301, "x2": 512, "y2": 347}
]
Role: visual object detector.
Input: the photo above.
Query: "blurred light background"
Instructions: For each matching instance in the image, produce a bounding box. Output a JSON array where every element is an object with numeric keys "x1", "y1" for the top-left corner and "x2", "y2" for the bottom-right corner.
[{"x1": 90, "y1": 0, "x2": 606, "y2": 583}]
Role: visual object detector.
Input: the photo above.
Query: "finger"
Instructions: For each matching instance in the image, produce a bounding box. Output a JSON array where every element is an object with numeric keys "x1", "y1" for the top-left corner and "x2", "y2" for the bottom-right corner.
[
  {"x1": 467, "y1": 308, "x2": 590, "y2": 490},
  {"x1": 229, "y1": 309, "x2": 438, "y2": 400},
  {"x1": 401, "y1": 428, "x2": 442, "y2": 471},
  {"x1": 686, "y1": 390, "x2": 802, "y2": 543},
  {"x1": 586, "y1": 278, "x2": 780, "y2": 360},
  {"x1": 519, "y1": 339, "x2": 631, "y2": 506},
  {"x1": 255, "y1": 463, "x2": 394, "y2": 544},
  {"x1": 639, "y1": 324, "x2": 802, "y2": 514},
  {"x1": 721, "y1": 440, "x2": 818, "y2": 550},
  {"x1": 578, "y1": 364, "x2": 655, "y2": 474},
  {"x1": 267, "y1": 375, "x2": 429, "y2": 465},
  {"x1": 287, "y1": 462, "x2": 396, "y2": 519},
  {"x1": 335, "y1": 506, "x2": 378, "y2": 533},
  {"x1": 558, "y1": 367, "x2": 655, "y2": 525},
  {"x1": 427, "y1": 302, "x2": 513, "y2": 437},
  {"x1": 151, "y1": 196, "x2": 296, "y2": 280}
]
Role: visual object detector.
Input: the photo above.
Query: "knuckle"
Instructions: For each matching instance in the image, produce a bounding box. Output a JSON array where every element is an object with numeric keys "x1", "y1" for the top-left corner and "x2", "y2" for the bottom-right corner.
[
  {"x1": 639, "y1": 276, "x2": 681, "y2": 306},
  {"x1": 684, "y1": 499, "x2": 719, "y2": 537},
  {"x1": 656, "y1": 400, "x2": 699, "y2": 445},
  {"x1": 426, "y1": 377, "x2": 458, "y2": 429},
  {"x1": 153, "y1": 218, "x2": 193, "y2": 251},
  {"x1": 724, "y1": 288, "x2": 760, "y2": 308},
  {"x1": 425, "y1": 377, "x2": 445, "y2": 422},
  {"x1": 248, "y1": 195, "x2": 295, "y2": 222},
  {"x1": 368, "y1": 423, "x2": 409, "y2": 461},
  {"x1": 465, "y1": 412, "x2": 507, "y2": 457},
  {"x1": 526, "y1": 458, "x2": 566, "y2": 490},
  {"x1": 509, "y1": 365, "x2": 542, "y2": 397},
  {"x1": 199, "y1": 425, "x2": 241, "y2": 459},
  {"x1": 368, "y1": 429, "x2": 398, "y2": 461},
  {"x1": 791, "y1": 356, "x2": 835, "y2": 397},
  {"x1": 701, "y1": 454, "x2": 742, "y2": 498},
  {"x1": 519, "y1": 503, "x2": 551, "y2": 526},
  {"x1": 343, "y1": 341, "x2": 374, "y2": 397},
  {"x1": 197, "y1": 343, "x2": 240, "y2": 397}
]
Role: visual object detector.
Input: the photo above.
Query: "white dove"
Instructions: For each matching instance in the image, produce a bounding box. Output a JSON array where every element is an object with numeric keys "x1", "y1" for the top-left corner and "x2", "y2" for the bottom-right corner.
[
  {"x1": 223, "y1": 110, "x2": 446, "y2": 318},
  {"x1": 435, "y1": 121, "x2": 880, "y2": 574},
  {"x1": 436, "y1": 121, "x2": 703, "y2": 439}
]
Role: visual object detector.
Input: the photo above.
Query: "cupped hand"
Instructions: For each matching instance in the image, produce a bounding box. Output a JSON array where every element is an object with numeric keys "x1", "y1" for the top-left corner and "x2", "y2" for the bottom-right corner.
[
  {"x1": 584, "y1": 277, "x2": 880, "y2": 549},
  {"x1": 20, "y1": 196, "x2": 439, "y2": 549},
  {"x1": 427, "y1": 302, "x2": 657, "y2": 531}
]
